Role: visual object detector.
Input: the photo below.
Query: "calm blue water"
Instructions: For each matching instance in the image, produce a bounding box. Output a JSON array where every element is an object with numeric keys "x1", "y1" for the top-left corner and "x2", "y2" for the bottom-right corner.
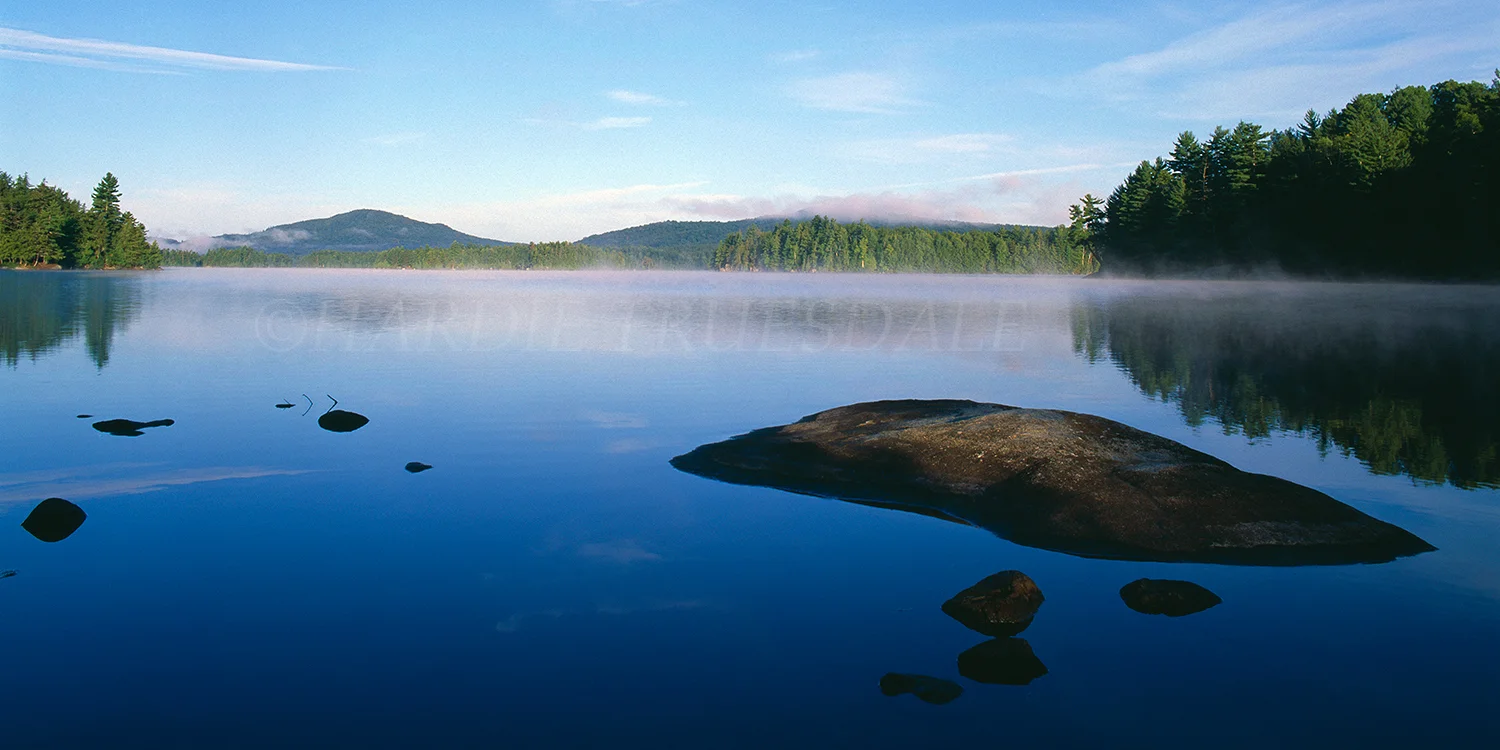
[{"x1": 2, "y1": 269, "x2": 1497, "y2": 748}]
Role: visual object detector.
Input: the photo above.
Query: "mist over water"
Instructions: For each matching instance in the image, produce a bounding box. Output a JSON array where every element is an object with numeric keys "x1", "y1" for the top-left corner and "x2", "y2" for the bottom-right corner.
[{"x1": 1, "y1": 269, "x2": 1496, "y2": 747}]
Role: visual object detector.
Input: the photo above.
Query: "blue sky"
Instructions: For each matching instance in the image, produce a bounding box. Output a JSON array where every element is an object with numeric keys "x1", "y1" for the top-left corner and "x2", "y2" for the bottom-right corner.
[{"x1": 2, "y1": 0, "x2": 1496, "y2": 242}]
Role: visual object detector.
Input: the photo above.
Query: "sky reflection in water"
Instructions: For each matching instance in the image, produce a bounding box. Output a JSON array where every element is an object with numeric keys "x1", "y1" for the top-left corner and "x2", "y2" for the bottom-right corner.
[{"x1": 0, "y1": 269, "x2": 1496, "y2": 748}]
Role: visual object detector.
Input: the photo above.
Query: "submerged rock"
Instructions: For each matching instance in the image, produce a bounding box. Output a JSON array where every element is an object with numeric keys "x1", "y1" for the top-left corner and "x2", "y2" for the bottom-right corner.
[
  {"x1": 22, "y1": 498, "x2": 87, "y2": 543},
  {"x1": 405, "y1": 462, "x2": 433, "y2": 473},
  {"x1": 879, "y1": 673, "x2": 963, "y2": 704},
  {"x1": 92, "y1": 418, "x2": 174, "y2": 437},
  {"x1": 957, "y1": 638, "x2": 1048, "y2": 685},
  {"x1": 318, "y1": 410, "x2": 369, "y2": 433},
  {"x1": 1120, "y1": 578, "x2": 1223, "y2": 617},
  {"x1": 942, "y1": 571, "x2": 1044, "y2": 637},
  {"x1": 670, "y1": 399, "x2": 1435, "y2": 565}
]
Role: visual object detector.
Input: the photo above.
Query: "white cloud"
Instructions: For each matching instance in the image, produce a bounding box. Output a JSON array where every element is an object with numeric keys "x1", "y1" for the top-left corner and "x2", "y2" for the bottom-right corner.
[
  {"x1": 0, "y1": 27, "x2": 344, "y2": 73},
  {"x1": 786, "y1": 72, "x2": 923, "y2": 114},
  {"x1": 606, "y1": 89, "x2": 681, "y2": 106}
]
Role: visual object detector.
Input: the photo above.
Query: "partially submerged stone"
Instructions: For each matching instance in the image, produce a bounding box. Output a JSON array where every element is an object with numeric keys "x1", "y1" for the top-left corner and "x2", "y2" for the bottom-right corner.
[
  {"x1": 956, "y1": 638, "x2": 1048, "y2": 685},
  {"x1": 22, "y1": 498, "x2": 87, "y2": 543},
  {"x1": 879, "y1": 673, "x2": 963, "y2": 705},
  {"x1": 670, "y1": 400, "x2": 1435, "y2": 566},
  {"x1": 942, "y1": 571, "x2": 1044, "y2": 637},
  {"x1": 1120, "y1": 578, "x2": 1223, "y2": 617},
  {"x1": 92, "y1": 418, "x2": 174, "y2": 437},
  {"x1": 405, "y1": 462, "x2": 433, "y2": 473},
  {"x1": 318, "y1": 410, "x2": 369, "y2": 433}
]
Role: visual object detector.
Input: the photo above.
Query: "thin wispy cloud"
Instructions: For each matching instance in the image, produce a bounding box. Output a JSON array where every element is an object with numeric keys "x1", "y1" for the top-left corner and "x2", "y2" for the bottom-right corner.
[
  {"x1": 770, "y1": 49, "x2": 820, "y2": 63},
  {"x1": 585, "y1": 116, "x2": 652, "y2": 130},
  {"x1": 0, "y1": 27, "x2": 345, "y2": 73},
  {"x1": 606, "y1": 89, "x2": 682, "y2": 106},
  {"x1": 361, "y1": 131, "x2": 426, "y2": 147},
  {"x1": 0, "y1": 464, "x2": 316, "y2": 503},
  {"x1": 526, "y1": 115, "x2": 653, "y2": 130},
  {"x1": 1076, "y1": 2, "x2": 1500, "y2": 119},
  {"x1": 786, "y1": 72, "x2": 924, "y2": 114},
  {"x1": 842, "y1": 133, "x2": 1017, "y2": 164}
]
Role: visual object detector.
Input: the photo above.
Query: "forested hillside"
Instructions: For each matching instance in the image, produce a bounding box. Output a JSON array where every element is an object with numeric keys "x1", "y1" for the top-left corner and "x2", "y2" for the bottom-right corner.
[
  {"x1": 1081, "y1": 74, "x2": 1500, "y2": 278},
  {"x1": 202, "y1": 209, "x2": 511, "y2": 255},
  {"x1": 163, "y1": 242, "x2": 634, "y2": 270},
  {"x1": 0, "y1": 172, "x2": 162, "y2": 269},
  {"x1": 713, "y1": 216, "x2": 1097, "y2": 274}
]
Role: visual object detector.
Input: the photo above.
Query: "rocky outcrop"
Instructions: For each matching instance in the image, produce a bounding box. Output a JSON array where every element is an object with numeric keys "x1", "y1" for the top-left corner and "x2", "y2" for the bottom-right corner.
[
  {"x1": 1119, "y1": 579, "x2": 1223, "y2": 617},
  {"x1": 942, "y1": 571, "x2": 1044, "y2": 637},
  {"x1": 670, "y1": 399, "x2": 1435, "y2": 565},
  {"x1": 878, "y1": 673, "x2": 963, "y2": 704}
]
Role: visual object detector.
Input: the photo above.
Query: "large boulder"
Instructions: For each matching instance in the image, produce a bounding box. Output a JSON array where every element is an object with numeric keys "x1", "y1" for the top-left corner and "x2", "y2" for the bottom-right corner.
[
  {"x1": 942, "y1": 571, "x2": 1044, "y2": 637},
  {"x1": 670, "y1": 400, "x2": 1435, "y2": 565}
]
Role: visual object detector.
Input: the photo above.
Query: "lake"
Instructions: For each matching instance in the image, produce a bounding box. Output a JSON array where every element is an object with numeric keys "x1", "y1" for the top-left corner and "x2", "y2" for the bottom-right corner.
[{"x1": 2, "y1": 269, "x2": 1497, "y2": 748}]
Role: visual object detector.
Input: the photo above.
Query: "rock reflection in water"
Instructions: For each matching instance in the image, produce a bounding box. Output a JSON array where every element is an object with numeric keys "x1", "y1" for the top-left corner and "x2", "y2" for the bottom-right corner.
[
  {"x1": 956, "y1": 638, "x2": 1048, "y2": 685},
  {"x1": 21, "y1": 498, "x2": 87, "y2": 543},
  {"x1": 879, "y1": 673, "x2": 963, "y2": 705}
]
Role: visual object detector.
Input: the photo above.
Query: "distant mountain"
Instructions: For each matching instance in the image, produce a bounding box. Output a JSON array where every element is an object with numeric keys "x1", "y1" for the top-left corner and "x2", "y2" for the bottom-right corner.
[{"x1": 172, "y1": 209, "x2": 512, "y2": 255}]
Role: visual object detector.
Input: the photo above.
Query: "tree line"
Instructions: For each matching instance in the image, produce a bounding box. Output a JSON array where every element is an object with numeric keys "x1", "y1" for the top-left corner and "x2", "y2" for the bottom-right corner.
[
  {"x1": 0, "y1": 172, "x2": 162, "y2": 269},
  {"x1": 1075, "y1": 74, "x2": 1500, "y2": 278},
  {"x1": 163, "y1": 242, "x2": 639, "y2": 270},
  {"x1": 712, "y1": 216, "x2": 1099, "y2": 274}
]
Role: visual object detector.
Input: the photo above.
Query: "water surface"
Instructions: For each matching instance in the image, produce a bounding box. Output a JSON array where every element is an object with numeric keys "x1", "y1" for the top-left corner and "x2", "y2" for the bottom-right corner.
[{"x1": 2, "y1": 269, "x2": 1497, "y2": 748}]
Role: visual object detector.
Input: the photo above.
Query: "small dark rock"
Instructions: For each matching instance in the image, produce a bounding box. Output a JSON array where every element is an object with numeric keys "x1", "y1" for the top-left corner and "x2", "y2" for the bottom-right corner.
[
  {"x1": 1120, "y1": 578, "x2": 1223, "y2": 617},
  {"x1": 879, "y1": 673, "x2": 963, "y2": 705},
  {"x1": 22, "y1": 498, "x2": 88, "y2": 543},
  {"x1": 942, "y1": 570, "x2": 1044, "y2": 637},
  {"x1": 405, "y1": 462, "x2": 433, "y2": 473},
  {"x1": 93, "y1": 418, "x2": 174, "y2": 437},
  {"x1": 318, "y1": 410, "x2": 369, "y2": 433},
  {"x1": 957, "y1": 638, "x2": 1048, "y2": 685}
]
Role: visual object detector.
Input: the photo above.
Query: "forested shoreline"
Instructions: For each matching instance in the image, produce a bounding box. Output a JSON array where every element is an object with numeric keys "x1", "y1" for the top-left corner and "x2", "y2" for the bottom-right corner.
[
  {"x1": 159, "y1": 218, "x2": 1098, "y2": 274},
  {"x1": 712, "y1": 216, "x2": 1097, "y2": 274},
  {"x1": 0, "y1": 173, "x2": 162, "y2": 270},
  {"x1": 1078, "y1": 74, "x2": 1500, "y2": 279}
]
